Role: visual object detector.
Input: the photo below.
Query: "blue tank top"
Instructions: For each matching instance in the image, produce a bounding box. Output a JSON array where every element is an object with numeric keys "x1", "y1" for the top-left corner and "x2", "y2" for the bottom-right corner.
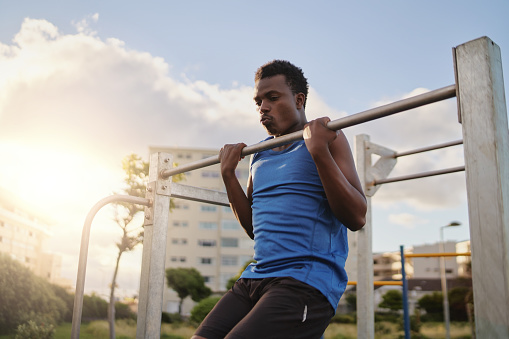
[{"x1": 240, "y1": 138, "x2": 349, "y2": 310}]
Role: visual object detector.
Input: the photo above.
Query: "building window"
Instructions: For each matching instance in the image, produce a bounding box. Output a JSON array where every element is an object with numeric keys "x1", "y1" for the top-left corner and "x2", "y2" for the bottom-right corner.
[
  {"x1": 203, "y1": 276, "x2": 214, "y2": 283},
  {"x1": 198, "y1": 240, "x2": 217, "y2": 247},
  {"x1": 199, "y1": 258, "x2": 213, "y2": 265},
  {"x1": 221, "y1": 255, "x2": 238, "y2": 266},
  {"x1": 179, "y1": 257, "x2": 186, "y2": 262},
  {"x1": 221, "y1": 220, "x2": 240, "y2": 230},
  {"x1": 201, "y1": 205, "x2": 217, "y2": 212},
  {"x1": 199, "y1": 222, "x2": 218, "y2": 230},
  {"x1": 171, "y1": 257, "x2": 178, "y2": 262},
  {"x1": 171, "y1": 238, "x2": 188, "y2": 245},
  {"x1": 221, "y1": 238, "x2": 238, "y2": 248},
  {"x1": 172, "y1": 221, "x2": 189, "y2": 227}
]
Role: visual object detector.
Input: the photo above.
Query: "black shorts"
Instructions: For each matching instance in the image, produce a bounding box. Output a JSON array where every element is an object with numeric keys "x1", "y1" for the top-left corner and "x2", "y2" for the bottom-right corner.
[{"x1": 194, "y1": 277, "x2": 333, "y2": 339}]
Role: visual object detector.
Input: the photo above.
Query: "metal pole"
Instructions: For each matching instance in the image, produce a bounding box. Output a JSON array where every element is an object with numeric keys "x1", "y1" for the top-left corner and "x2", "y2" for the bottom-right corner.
[
  {"x1": 161, "y1": 85, "x2": 456, "y2": 178},
  {"x1": 400, "y1": 245, "x2": 410, "y2": 339},
  {"x1": 71, "y1": 195, "x2": 151, "y2": 339},
  {"x1": 394, "y1": 139, "x2": 463, "y2": 157},
  {"x1": 373, "y1": 166, "x2": 465, "y2": 185},
  {"x1": 439, "y1": 227, "x2": 451, "y2": 339}
]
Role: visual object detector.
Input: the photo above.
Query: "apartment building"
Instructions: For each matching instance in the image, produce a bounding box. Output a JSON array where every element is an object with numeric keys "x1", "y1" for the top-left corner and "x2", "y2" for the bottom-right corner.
[
  {"x1": 372, "y1": 249, "x2": 414, "y2": 281},
  {"x1": 148, "y1": 146, "x2": 254, "y2": 314},
  {"x1": 0, "y1": 188, "x2": 65, "y2": 286}
]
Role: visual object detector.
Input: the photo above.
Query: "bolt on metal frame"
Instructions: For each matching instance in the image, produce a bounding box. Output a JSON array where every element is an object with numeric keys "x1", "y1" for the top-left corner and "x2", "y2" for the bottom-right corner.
[{"x1": 71, "y1": 36, "x2": 508, "y2": 339}]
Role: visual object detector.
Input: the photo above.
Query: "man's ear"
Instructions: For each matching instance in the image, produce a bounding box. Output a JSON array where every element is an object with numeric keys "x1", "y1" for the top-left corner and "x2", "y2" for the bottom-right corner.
[{"x1": 295, "y1": 93, "x2": 306, "y2": 109}]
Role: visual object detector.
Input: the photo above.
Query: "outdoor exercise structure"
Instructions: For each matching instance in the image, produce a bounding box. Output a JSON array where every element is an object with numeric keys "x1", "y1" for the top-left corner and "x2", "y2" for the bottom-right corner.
[{"x1": 71, "y1": 36, "x2": 508, "y2": 338}]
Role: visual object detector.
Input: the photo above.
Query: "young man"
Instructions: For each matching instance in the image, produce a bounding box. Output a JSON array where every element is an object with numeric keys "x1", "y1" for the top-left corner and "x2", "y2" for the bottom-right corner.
[{"x1": 192, "y1": 60, "x2": 367, "y2": 339}]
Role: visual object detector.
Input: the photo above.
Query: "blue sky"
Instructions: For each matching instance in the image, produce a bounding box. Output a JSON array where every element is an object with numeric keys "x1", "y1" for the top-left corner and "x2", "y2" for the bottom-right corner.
[{"x1": 1, "y1": 1, "x2": 507, "y2": 296}]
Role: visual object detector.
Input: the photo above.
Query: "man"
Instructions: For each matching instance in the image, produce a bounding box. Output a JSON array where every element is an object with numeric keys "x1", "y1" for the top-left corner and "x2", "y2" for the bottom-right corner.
[{"x1": 192, "y1": 60, "x2": 367, "y2": 339}]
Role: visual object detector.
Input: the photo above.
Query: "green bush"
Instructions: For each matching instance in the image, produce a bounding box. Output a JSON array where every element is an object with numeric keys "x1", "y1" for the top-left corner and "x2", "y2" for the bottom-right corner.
[
  {"x1": 330, "y1": 313, "x2": 356, "y2": 324},
  {"x1": 161, "y1": 312, "x2": 183, "y2": 324},
  {"x1": 190, "y1": 297, "x2": 221, "y2": 324},
  {"x1": 15, "y1": 319, "x2": 55, "y2": 339},
  {"x1": 398, "y1": 315, "x2": 422, "y2": 333},
  {"x1": 375, "y1": 312, "x2": 400, "y2": 323},
  {"x1": 0, "y1": 254, "x2": 66, "y2": 334}
]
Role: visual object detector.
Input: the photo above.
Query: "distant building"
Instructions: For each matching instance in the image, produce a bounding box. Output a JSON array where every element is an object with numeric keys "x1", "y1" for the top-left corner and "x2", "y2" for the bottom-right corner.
[
  {"x1": 412, "y1": 241, "x2": 459, "y2": 279},
  {"x1": 0, "y1": 188, "x2": 69, "y2": 287},
  {"x1": 149, "y1": 146, "x2": 254, "y2": 315},
  {"x1": 373, "y1": 249, "x2": 414, "y2": 281}
]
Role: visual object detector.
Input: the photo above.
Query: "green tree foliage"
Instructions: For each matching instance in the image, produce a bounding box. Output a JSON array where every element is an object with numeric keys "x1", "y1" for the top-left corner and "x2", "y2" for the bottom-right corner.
[
  {"x1": 0, "y1": 254, "x2": 65, "y2": 334},
  {"x1": 166, "y1": 267, "x2": 212, "y2": 314},
  {"x1": 190, "y1": 296, "x2": 221, "y2": 324},
  {"x1": 378, "y1": 289, "x2": 403, "y2": 311},
  {"x1": 417, "y1": 291, "x2": 443, "y2": 316},
  {"x1": 448, "y1": 287, "x2": 471, "y2": 321},
  {"x1": 225, "y1": 259, "x2": 256, "y2": 290}
]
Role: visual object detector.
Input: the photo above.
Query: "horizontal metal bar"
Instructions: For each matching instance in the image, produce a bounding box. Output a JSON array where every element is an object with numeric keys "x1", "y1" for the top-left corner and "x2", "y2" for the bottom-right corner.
[
  {"x1": 161, "y1": 84, "x2": 457, "y2": 179},
  {"x1": 170, "y1": 183, "x2": 230, "y2": 207},
  {"x1": 395, "y1": 139, "x2": 463, "y2": 158},
  {"x1": 373, "y1": 166, "x2": 465, "y2": 185},
  {"x1": 71, "y1": 195, "x2": 151, "y2": 339},
  {"x1": 405, "y1": 252, "x2": 471, "y2": 258}
]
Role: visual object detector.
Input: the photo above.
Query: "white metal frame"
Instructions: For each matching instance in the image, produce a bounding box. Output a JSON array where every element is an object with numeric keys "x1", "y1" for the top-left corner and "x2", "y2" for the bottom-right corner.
[{"x1": 70, "y1": 36, "x2": 507, "y2": 339}]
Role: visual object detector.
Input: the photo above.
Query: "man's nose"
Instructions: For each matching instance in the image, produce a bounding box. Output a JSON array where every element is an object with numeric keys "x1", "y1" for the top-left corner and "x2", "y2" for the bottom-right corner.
[{"x1": 259, "y1": 100, "x2": 270, "y2": 113}]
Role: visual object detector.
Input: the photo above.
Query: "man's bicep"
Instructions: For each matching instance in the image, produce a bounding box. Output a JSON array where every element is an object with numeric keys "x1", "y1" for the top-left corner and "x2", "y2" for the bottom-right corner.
[{"x1": 330, "y1": 132, "x2": 364, "y2": 193}]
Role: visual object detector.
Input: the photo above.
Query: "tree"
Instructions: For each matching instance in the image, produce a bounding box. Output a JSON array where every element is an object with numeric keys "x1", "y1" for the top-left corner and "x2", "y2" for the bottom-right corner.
[
  {"x1": 107, "y1": 154, "x2": 148, "y2": 339},
  {"x1": 107, "y1": 154, "x2": 183, "y2": 339},
  {"x1": 166, "y1": 267, "x2": 212, "y2": 314},
  {"x1": 448, "y1": 287, "x2": 471, "y2": 321},
  {"x1": 418, "y1": 292, "x2": 443, "y2": 320},
  {"x1": 378, "y1": 289, "x2": 403, "y2": 312}
]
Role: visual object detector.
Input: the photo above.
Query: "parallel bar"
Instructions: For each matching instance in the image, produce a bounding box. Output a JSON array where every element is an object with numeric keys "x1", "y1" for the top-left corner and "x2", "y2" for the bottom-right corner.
[
  {"x1": 373, "y1": 166, "x2": 465, "y2": 185},
  {"x1": 395, "y1": 139, "x2": 463, "y2": 157},
  {"x1": 170, "y1": 183, "x2": 229, "y2": 206},
  {"x1": 161, "y1": 85, "x2": 457, "y2": 179},
  {"x1": 71, "y1": 195, "x2": 151, "y2": 339},
  {"x1": 405, "y1": 252, "x2": 471, "y2": 258}
]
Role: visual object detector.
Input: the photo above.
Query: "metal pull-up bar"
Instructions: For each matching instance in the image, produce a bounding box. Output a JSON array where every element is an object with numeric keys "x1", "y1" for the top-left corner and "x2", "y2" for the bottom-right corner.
[{"x1": 160, "y1": 85, "x2": 457, "y2": 179}]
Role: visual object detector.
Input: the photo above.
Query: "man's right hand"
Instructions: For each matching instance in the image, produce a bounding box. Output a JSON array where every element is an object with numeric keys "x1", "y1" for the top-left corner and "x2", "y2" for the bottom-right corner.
[{"x1": 219, "y1": 143, "x2": 247, "y2": 178}]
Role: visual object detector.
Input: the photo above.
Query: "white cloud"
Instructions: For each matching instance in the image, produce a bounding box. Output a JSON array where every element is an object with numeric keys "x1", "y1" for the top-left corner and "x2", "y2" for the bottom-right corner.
[
  {"x1": 72, "y1": 13, "x2": 99, "y2": 35},
  {"x1": 388, "y1": 213, "x2": 428, "y2": 229}
]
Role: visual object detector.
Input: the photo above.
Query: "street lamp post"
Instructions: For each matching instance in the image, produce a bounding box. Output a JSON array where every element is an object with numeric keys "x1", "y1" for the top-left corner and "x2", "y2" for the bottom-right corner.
[{"x1": 439, "y1": 221, "x2": 462, "y2": 339}]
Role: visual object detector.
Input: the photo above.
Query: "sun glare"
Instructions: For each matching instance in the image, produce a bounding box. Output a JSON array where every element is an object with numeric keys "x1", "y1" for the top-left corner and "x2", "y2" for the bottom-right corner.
[{"x1": 0, "y1": 142, "x2": 122, "y2": 223}]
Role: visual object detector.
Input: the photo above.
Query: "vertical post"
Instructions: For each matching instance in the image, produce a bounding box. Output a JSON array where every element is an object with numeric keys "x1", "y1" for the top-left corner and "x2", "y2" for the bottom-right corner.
[
  {"x1": 400, "y1": 245, "x2": 410, "y2": 339},
  {"x1": 136, "y1": 153, "x2": 173, "y2": 339},
  {"x1": 455, "y1": 37, "x2": 509, "y2": 337},
  {"x1": 355, "y1": 134, "x2": 374, "y2": 339},
  {"x1": 439, "y1": 229, "x2": 451, "y2": 339}
]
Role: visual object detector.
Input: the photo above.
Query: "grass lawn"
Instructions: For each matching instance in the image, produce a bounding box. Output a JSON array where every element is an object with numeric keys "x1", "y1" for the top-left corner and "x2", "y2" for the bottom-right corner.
[{"x1": 0, "y1": 320, "x2": 473, "y2": 339}]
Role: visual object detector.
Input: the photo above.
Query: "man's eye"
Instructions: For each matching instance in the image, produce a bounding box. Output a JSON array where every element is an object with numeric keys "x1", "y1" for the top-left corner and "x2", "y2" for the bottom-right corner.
[{"x1": 270, "y1": 96, "x2": 279, "y2": 101}]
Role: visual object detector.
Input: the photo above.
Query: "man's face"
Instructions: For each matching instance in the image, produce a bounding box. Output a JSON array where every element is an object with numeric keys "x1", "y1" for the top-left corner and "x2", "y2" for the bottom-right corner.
[{"x1": 253, "y1": 74, "x2": 305, "y2": 137}]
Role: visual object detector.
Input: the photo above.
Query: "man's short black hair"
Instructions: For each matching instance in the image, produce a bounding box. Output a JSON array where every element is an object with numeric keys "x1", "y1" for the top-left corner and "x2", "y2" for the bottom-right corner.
[{"x1": 255, "y1": 60, "x2": 309, "y2": 108}]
